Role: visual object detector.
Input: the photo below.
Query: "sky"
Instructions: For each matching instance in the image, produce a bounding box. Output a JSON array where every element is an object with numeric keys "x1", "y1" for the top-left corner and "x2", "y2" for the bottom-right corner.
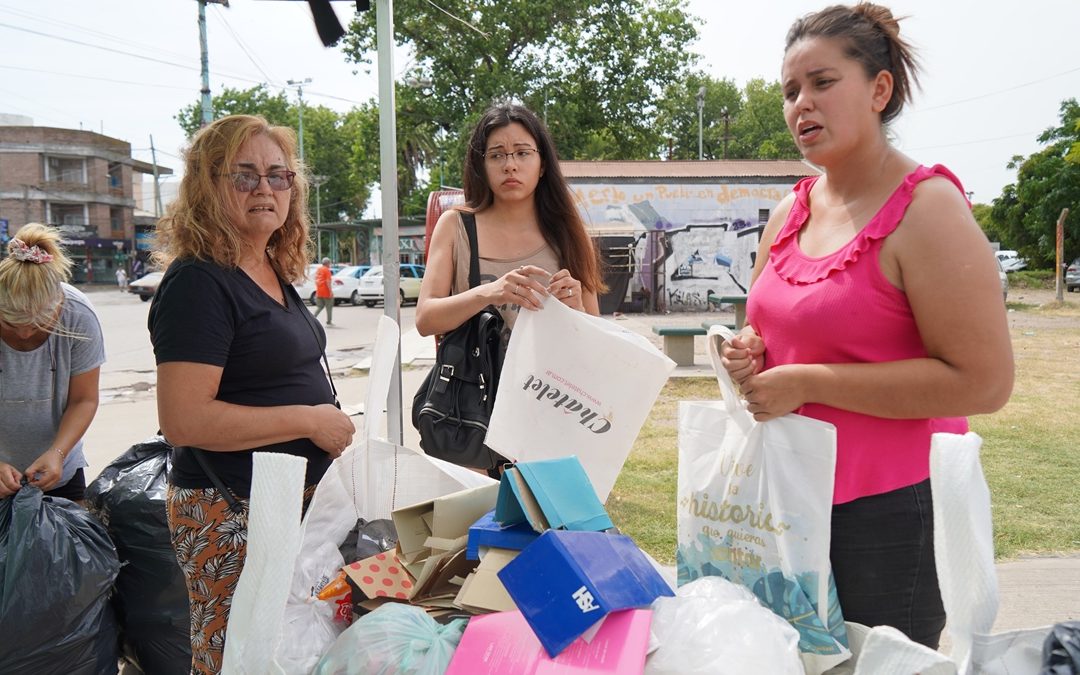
[{"x1": 2, "y1": 0, "x2": 1078, "y2": 209}]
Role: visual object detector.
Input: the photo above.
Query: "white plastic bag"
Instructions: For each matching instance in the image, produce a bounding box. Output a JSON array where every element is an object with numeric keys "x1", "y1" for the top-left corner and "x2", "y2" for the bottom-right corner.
[
  {"x1": 485, "y1": 294, "x2": 675, "y2": 501},
  {"x1": 645, "y1": 576, "x2": 803, "y2": 675},
  {"x1": 843, "y1": 432, "x2": 1050, "y2": 675},
  {"x1": 223, "y1": 317, "x2": 495, "y2": 675},
  {"x1": 676, "y1": 326, "x2": 849, "y2": 675}
]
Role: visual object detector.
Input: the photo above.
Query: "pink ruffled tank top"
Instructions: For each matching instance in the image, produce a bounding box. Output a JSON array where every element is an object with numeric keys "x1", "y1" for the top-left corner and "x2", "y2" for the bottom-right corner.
[{"x1": 747, "y1": 165, "x2": 969, "y2": 504}]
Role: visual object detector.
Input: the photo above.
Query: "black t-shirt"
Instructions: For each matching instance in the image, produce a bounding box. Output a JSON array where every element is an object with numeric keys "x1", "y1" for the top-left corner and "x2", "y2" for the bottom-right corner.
[{"x1": 149, "y1": 258, "x2": 334, "y2": 496}]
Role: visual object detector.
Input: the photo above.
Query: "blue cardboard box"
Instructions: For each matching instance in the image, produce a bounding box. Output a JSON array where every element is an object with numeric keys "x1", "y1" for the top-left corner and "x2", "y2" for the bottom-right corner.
[
  {"x1": 495, "y1": 456, "x2": 614, "y2": 533},
  {"x1": 466, "y1": 509, "x2": 541, "y2": 561},
  {"x1": 497, "y1": 529, "x2": 674, "y2": 658}
]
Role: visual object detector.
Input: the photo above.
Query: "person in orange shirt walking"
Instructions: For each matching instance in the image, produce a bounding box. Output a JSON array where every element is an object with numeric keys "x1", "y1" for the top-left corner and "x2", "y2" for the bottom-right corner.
[{"x1": 312, "y1": 257, "x2": 334, "y2": 326}]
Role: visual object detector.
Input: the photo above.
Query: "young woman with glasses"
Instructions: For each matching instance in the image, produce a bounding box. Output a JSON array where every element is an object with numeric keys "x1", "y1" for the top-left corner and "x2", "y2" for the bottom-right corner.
[
  {"x1": 148, "y1": 114, "x2": 354, "y2": 674},
  {"x1": 719, "y1": 3, "x2": 1013, "y2": 649},
  {"x1": 416, "y1": 103, "x2": 605, "y2": 343},
  {"x1": 0, "y1": 223, "x2": 105, "y2": 502}
]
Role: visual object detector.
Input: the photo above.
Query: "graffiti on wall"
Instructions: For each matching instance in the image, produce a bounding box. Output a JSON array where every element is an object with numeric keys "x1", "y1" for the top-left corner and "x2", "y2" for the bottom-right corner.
[{"x1": 571, "y1": 180, "x2": 796, "y2": 311}]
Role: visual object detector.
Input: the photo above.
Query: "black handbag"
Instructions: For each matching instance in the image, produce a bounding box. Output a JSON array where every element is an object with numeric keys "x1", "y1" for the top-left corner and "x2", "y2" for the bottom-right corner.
[{"x1": 412, "y1": 212, "x2": 507, "y2": 471}]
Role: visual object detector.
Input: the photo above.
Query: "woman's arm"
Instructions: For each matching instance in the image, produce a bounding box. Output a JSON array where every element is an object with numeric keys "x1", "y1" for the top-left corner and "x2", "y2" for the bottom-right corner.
[
  {"x1": 415, "y1": 209, "x2": 547, "y2": 336},
  {"x1": 156, "y1": 361, "x2": 354, "y2": 455},
  {"x1": 740, "y1": 178, "x2": 1014, "y2": 421},
  {"x1": 24, "y1": 366, "x2": 100, "y2": 491}
]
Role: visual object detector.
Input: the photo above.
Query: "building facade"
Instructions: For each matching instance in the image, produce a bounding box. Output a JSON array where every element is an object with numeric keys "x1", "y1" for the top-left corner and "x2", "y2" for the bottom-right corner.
[{"x1": 0, "y1": 125, "x2": 170, "y2": 283}]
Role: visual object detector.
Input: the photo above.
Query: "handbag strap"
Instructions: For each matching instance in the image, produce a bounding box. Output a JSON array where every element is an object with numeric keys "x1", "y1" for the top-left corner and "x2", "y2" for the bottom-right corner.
[
  {"x1": 460, "y1": 212, "x2": 482, "y2": 290},
  {"x1": 190, "y1": 448, "x2": 245, "y2": 514}
]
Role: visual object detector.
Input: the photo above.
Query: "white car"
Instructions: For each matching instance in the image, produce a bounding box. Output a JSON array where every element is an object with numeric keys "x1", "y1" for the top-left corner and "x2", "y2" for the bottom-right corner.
[
  {"x1": 330, "y1": 265, "x2": 372, "y2": 305},
  {"x1": 996, "y1": 250, "x2": 1027, "y2": 273},
  {"x1": 356, "y1": 264, "x2": 425, "y2": 307},
  {"x1": 128, "y1": 272, "x2": 163, "y2": 302}
]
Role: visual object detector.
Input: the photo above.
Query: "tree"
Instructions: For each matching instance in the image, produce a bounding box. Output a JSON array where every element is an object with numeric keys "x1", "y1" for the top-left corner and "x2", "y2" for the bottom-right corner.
[
  {"x1": 341, "y1": 0, "x2": 700, "y2": 182},
  {"x1": 990, "y1": 99, "x2": 1080, "y2": 267},
  {"x1": 654, "y1": 75, "x2": 800, "y2": 160},
  {"x1": 176, "y1": 85, "x2": 371, "y2": 225}
]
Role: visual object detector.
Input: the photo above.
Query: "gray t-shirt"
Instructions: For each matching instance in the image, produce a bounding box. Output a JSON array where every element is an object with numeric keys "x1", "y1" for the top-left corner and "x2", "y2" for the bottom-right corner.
[{"x1": 0, "y1": 284, "x2": 105, "y2": 485}]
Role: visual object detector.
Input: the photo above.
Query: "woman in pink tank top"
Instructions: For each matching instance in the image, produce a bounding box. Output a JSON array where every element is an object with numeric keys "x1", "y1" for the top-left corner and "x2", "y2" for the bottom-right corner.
[{"x1": 720, "y1": 3, "x2": 1013, "y2": 650}]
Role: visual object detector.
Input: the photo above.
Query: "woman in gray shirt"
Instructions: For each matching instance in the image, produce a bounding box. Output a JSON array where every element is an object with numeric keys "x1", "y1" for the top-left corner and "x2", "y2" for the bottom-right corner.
[{"x1": 0, "y1": 223, "x2": 105, "y2": 501}]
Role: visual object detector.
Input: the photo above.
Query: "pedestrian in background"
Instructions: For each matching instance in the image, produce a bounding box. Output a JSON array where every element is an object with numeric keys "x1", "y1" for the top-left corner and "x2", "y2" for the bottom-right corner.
[
  {"x1": 720, "y1": 2, "x2": 1013, "y2": 649},
  {"x1": 312, "y1": 256, "x2": 334, "y2": 326},
  {"x1": 115, "y1": 266, "x2": 128, "y2": 292},
  {"x1": 0, "y1": 223, "x2": 105, "y2": 502},
  {"x1": 149, "y1": 114, "x2": 354, "y2": 674}
]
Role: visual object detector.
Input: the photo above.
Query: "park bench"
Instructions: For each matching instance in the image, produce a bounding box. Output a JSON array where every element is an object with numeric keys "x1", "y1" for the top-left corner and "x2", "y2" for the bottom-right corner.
[
  {"x1": 706, "y1": 294, "x2": 748, "y2": 328},
  {"x1": 652, "y1": 325, "x2": 707, "y2": 367}
]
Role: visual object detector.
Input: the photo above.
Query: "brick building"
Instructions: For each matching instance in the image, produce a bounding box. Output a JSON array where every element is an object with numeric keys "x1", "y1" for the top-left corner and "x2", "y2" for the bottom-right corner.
[{"x1": 0, "y1": 123, "x2": 171, "y2": 283}]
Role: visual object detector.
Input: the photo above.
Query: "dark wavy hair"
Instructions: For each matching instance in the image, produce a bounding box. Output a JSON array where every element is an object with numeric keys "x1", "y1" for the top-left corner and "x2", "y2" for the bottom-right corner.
[
  {"x1": 461, "y1": 104, "x2": 605, "y2": 294},
  {"x1": 786, "y1": 2, "x2": 920, "y2": 124}
]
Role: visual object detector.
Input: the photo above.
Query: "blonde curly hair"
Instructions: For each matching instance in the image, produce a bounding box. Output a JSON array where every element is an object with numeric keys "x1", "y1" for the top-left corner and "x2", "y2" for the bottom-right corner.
[{"x1": 153, "y1": 114, "x2": 312, "y2": 281}]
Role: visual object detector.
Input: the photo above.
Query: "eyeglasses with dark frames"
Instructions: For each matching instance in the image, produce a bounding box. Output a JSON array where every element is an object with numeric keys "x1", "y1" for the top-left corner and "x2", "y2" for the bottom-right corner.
[{"x1": 220, "y1": 170, "x2": 296, "y2": 192}]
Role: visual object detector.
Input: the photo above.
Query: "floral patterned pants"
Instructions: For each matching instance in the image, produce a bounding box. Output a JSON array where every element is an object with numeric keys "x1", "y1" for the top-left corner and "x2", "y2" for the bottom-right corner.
[{"x1": 166, "y1": 484, "x2": 316, "y2": 675}]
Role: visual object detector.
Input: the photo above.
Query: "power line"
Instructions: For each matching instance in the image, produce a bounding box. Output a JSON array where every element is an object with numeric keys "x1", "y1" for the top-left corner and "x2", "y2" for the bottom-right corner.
[
  {"x1": 905, "y1": 130, "x2": 1042, "y2": 152},
  {"x1": 911, "y1": 65, "x2": 1080, "y2": 114},
  {"x1": 0, "y1": 64, "x2": 194, "y2": 91},
  {"x1": 210, "y1": 4, "x2": 276, "y2": 85}
]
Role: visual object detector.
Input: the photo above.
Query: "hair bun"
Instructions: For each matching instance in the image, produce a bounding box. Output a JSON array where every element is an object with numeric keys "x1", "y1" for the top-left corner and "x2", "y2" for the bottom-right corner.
[{"x1": 853, "y1": 2, "x2": 902, "y2": 39}]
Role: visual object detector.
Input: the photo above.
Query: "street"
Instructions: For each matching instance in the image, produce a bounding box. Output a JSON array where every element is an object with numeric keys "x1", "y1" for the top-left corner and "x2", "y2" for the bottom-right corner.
[{"x1": 80, "y1": 285, "x2": 433, "y2": 482}]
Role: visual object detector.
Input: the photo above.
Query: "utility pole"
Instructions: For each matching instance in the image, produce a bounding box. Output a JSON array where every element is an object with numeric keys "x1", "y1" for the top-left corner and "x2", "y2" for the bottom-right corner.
[
  {"x1": 197, "y1": 0, "x2": 229, "y2": 126},
  {"x1": 696, "y1": 86, "x2": 705, "y2": 160},
  {"x1": 287, "y1": 78, "x2": 312, "y2": 162},
  {"x1": 1056, "y1": 208, "x2": 1069, "y2": 302},
  {"x1": 722, "y1": 107, "x2": 731, "y2": 160},
  {"x1": 149, "y1": 135, "x2": 163, "y2": 218}
]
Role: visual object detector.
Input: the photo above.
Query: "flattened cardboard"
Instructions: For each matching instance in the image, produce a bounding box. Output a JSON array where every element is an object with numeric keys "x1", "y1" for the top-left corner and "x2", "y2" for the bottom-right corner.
[
  {"x1": 497, "y1": 530, "x2": 673, "y2": 658},
  {"x1": 495, "y1": 457, "x2": 613, "y2": 533},
  {"x1": 445, "y1": 609, "x2": 653, "y2": 674},
  {"x1": 454, "y1": 547, "x2": 520, "y2": 613},
  {"x1": 342, "y1": 550, "x2": 414, "y2": 601},
  {"x1": 393, "y1": 483, "x2": 499, "y2": 564}
]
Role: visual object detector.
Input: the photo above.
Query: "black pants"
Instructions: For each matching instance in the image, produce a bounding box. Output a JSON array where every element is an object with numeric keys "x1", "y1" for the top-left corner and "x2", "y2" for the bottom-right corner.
[
  {"x1": 44, "y1": 468, "x2": 86, "y2": 502},
  {"x1": 830, "y1": 478, "x2": 946, "y2": 649}
]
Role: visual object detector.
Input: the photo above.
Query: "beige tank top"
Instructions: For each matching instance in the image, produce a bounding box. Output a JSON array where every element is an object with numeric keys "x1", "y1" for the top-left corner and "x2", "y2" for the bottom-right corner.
[{"x1": 450, "y1": 211, "x2": 562, "y2": 334}]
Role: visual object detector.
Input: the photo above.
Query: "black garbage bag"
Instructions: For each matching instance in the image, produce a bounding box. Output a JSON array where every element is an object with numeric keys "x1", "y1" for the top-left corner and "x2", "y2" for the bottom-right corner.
[
  {"x1": 1043, "y1": 621, "x2": 1080, "y2": 674},
  {"x1": 85, "y1": 437, "x2": 191, "y2": 675},
  {"x1": 0, "y1": 485, "x2": 120, "y2": 674}
]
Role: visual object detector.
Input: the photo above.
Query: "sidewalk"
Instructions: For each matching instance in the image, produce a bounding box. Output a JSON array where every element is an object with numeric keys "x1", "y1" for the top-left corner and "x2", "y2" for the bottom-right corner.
[{"x1": 80, "y1": 300, "x2": 1079, "y2": 638}]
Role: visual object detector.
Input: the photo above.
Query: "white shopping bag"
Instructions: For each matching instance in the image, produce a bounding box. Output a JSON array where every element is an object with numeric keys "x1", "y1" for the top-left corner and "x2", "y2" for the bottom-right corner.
[
  {"x1": 223, "y1": 316, "x2": 495, "y2": 675},
  {"x1": 845, "y1": 432, "x2": 1050, "y2": 675},
  {"x1": 485, "y1": 295, "x2": 675, "y2": 501},
  {"x1": 676, "y1": 326, "x2": 849, "y2": 675}
]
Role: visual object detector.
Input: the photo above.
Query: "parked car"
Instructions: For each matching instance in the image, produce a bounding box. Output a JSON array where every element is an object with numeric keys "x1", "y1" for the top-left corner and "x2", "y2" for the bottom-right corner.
[
  {"x1": 330, "y1": 265, "x2": 372, "y2": 305},
  {"x1": 1066, "y1": 257, "x2": 1080, "y2": 293},
  {"x1": 293, "y1": 262, "x2": 345, "y2": 305},
  {"x1": 128, "y1": 272, "x2": 163, "y2": 302},
  {"x1": 996, "y1": 250, "x2": 1027, "y2": 273},
  {"x1": 356, "y1": 264, "x2": 426, "y2": 307},
  {"x1": 997, "y1": 257, "x2": 1008, "y2": 302}
]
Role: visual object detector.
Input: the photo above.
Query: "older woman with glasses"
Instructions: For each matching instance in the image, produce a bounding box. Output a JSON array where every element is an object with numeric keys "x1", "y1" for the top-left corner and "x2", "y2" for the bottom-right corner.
[
  {"x1": 0, "y1": 223, "x2": 105, "y2": 502},
  {"x1": 149, "y1": 114, "x2": 354, "y2": 674},
  {"x1": 417, "y1": 102, "x2": 604, "y2": 341}
]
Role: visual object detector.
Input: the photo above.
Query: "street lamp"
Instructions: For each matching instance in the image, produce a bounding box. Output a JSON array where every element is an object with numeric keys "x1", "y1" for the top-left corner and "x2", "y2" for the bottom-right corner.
[
  {"x1": 287, "y1": 77, "x2": 312, "y2": 162},
  {"x1": 696, "y1": 86, "x2": 706, "y2": 160}
]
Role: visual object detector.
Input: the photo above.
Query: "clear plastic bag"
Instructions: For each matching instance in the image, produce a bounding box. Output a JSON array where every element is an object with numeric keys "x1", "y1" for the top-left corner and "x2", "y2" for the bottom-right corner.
[
  {"x1": 313, "y1": 603, "x2": 466, "y2": 675},
  {"x1": 645, "y1": 576, "x2": 804, "y2": 675}
]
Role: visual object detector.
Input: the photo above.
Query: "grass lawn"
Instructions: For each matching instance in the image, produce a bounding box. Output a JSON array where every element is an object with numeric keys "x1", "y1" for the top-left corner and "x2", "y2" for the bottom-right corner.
[{"x1": 608, "y1": 298, "x2": 1080, "y2": 565}]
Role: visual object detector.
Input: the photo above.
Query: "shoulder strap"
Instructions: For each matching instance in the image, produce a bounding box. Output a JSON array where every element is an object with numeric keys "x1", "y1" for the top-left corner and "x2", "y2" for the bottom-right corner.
[{"x1": 460, "y1": 212, "x2": 481, "y2": 290}]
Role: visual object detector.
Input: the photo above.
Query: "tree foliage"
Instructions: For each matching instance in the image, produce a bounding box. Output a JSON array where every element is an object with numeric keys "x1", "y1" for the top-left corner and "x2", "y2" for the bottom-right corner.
[
  {"x1": 990, "y1": 99, "x2": 1080, "y2": 267},
  {"x1": 341, "y1": 0, "x2": 700, "y2": 179}
]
